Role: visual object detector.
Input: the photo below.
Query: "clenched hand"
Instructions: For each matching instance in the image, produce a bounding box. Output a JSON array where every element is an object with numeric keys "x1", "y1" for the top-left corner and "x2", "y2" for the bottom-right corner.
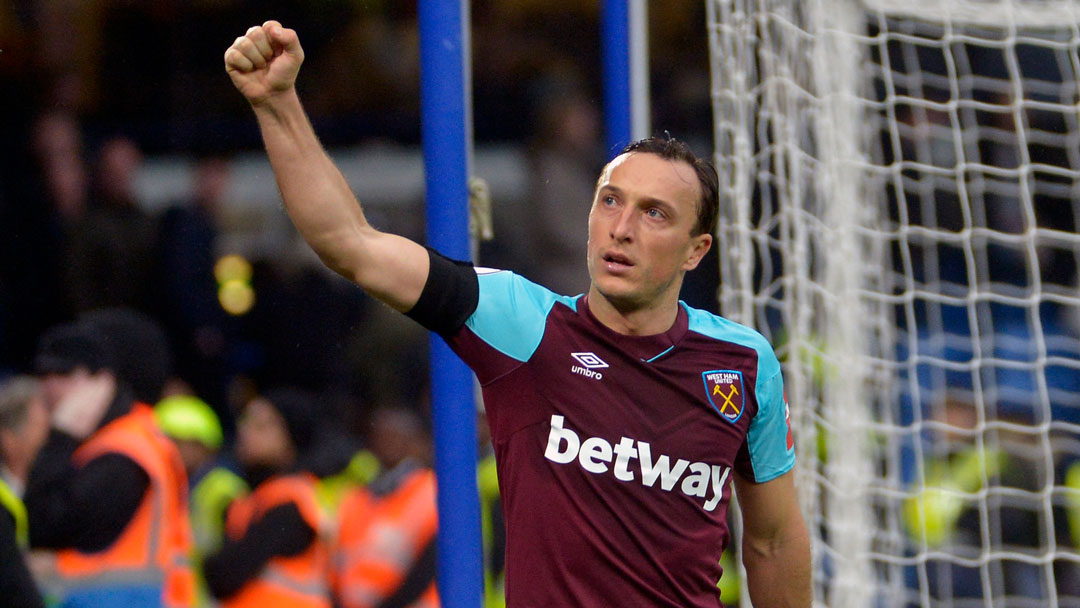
[{"x1": 224, "y1": 20, "x2": 304, "y2": 107}]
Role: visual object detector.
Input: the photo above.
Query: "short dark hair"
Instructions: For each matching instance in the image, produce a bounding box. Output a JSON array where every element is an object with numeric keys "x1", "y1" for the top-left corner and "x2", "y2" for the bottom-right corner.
[
  {"x1": 79, "y1": 308, "x2": 172, "y2": 404},
  {"x1": 619, "y1": 136, "x2": 719, "y2": 237}
]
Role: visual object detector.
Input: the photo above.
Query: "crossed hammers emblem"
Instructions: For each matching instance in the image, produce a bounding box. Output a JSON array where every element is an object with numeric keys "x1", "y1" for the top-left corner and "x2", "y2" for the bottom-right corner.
[{"x1": 712, "y1": 383, "x2": 741, "y2": 416}]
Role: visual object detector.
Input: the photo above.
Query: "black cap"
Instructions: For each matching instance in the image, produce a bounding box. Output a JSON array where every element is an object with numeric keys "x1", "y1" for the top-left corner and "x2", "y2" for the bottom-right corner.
[
  {"x1": 34, "y1": 322, "x2": 113, "y2": 375},
  {"x1": 79, "y1": 308, "x2": 172, "y2": 404}
]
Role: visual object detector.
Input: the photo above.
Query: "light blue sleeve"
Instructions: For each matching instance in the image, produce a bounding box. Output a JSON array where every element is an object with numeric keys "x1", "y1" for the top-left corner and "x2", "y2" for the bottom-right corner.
[
  {"x1": 746, "y1": 361, "x2": 796, "y2": 483},
  {"x1": 465, "y1": 269, "x2": 579, "y2": 362},
  {"x1": 683, "y1": 304, "x2": 795, "y2": 482}
]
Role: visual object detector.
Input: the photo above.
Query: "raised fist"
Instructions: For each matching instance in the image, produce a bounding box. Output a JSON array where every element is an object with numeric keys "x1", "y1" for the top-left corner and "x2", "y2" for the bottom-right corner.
[{"x1": 224, "y1": 20, "x2": 305, "y2": 107}]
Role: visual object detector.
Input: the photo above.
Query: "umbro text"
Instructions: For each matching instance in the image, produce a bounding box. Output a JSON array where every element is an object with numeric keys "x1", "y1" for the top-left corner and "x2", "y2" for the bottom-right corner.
[{"x1": 571, "y1": 365, "x2": 603, "y2": 380}]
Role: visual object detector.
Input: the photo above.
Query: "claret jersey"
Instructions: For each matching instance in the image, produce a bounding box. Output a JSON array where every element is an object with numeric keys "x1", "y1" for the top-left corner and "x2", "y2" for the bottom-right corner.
[{"x1": 412, "y1": 258, "x2": 795, "y2": 608}]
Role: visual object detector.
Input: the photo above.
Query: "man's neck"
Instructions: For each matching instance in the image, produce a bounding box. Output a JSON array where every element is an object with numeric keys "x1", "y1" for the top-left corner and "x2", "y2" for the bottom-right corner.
[{"x1": 586, "y1": 287, "x2": 681, "y2": 336}]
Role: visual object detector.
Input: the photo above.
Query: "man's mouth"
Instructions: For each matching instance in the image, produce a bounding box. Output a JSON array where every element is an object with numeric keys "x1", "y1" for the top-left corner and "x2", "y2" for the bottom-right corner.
[{"x1": 602, "y1": 251, "x2": 634, "y2": 268}]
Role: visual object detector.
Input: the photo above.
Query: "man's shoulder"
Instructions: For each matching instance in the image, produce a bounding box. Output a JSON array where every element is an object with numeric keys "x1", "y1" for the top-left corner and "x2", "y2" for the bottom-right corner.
[
  {"x1": 681, "y1": 302, "x2": 775, "y2": 356},
  {"x1": 475, "y1": 268, "x2": 579, "y2": 303},
  {"x1": 461, "y1": 268, "x2": 582, "y2": 364},
  {"x1": 472, "y1": 268, "x2": 581, "y2": 321}
]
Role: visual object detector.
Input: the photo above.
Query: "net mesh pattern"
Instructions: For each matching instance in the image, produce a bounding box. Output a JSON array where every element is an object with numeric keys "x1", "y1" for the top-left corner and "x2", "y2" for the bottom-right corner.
[{"x1": 708, "y1": 1, "x2": 1080, "y2": 605}]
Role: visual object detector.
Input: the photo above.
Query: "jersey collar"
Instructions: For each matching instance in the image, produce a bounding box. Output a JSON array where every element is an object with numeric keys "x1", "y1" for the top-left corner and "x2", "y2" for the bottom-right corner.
[{"x1": 579, "y1": 295, "x2": 689, "y2": 364}]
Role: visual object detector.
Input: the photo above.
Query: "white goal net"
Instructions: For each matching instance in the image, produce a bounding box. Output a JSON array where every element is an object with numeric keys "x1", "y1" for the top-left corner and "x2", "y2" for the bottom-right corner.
[{"x1": 707, "y1": 1, "x2": 1080, "y2": 606}]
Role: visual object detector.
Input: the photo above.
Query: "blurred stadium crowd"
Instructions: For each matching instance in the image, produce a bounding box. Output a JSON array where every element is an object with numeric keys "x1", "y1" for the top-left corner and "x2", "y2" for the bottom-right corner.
[{"x1": 0, "y1": 1, "x2": 716, "y2": 606}]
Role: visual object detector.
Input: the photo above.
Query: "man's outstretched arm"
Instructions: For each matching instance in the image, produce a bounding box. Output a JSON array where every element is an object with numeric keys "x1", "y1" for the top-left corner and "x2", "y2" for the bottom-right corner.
[
  {"x1": 224, "y1": 21, "x2": 429, "y2": 311},
  {"x1": 733, "y1": 469, "x2": 812, "y2": 607}
]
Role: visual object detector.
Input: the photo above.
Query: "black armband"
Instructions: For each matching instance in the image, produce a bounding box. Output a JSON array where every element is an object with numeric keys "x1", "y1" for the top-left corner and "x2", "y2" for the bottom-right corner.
[{"x1": 405, "y1": 247, "x2": 479, "y2": 336}]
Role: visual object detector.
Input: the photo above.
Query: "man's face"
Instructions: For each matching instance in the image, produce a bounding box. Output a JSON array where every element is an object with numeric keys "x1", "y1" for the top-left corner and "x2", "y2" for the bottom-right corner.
[
  {"x1": 40, "y1": 367, "x2": 90, "y2": 413},
  {"x1": 236, "y1": 397, "x2": 294, "y2": 468},
  {"x1": 586, "y1": 152, "x2": 712, "y2": 311},
  {"x1": 0, "y1": 392, "x2": 50, "y2": 476},
  {"x1": 173, "y1": 438, "x2": 214, "y2": 477}
]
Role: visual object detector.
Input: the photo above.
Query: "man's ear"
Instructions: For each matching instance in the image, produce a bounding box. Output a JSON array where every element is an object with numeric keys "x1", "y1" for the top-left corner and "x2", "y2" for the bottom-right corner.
[{"x1": 683, "y1": 232, "x2": 713, "y2": 271}]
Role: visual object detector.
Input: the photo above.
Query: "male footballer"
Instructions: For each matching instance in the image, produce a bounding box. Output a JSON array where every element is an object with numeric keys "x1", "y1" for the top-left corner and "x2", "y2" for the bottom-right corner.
[{"x1": 225, "y1": 20, "x2": 811, "y2": 607}]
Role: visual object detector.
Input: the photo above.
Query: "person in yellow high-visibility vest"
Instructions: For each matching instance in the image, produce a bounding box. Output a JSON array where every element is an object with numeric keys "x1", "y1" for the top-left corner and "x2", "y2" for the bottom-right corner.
[
  {"x1": 902, "y1": 398, "x2": 1045, "y2": 601},
  {"x1": 1057, "y1": 460, "x2": 1080, "y2": 598},
  {"x1": 716, "y1": 545, "x2": 741, "y2": 606},
  {"x1": 477, "y1": 450, "x2": 504, "y2": 608},
  {"x1": 474, "y1": 410, "x2": 505, "y2": 608},
  {"x1": 0, "y1": 376, "x2": 50, "y2": 608},
  {"x1": 1065, "y1": 461, "x2": 1080, "y2": 551},
  {"x1": 155, "y1": 394, "x2": 249, "y2": 607}
]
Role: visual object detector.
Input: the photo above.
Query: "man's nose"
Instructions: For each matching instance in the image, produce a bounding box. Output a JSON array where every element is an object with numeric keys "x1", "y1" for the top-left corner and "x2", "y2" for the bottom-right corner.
[{"x1": 611, "y1": 206, "x2": 635, "y2": 241}]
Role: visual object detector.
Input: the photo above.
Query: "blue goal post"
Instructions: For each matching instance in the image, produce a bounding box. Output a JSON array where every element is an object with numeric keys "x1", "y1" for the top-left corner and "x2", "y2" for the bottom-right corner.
[
  {"x1": 419, "y1": 1, "x2": 645, "y2": 605},
  {"x1": 602, "y1": 0, "x2": 651, "y2": 157},
  {"x1": 419, "y1": 1, "x2": 483, "y2": 607}
]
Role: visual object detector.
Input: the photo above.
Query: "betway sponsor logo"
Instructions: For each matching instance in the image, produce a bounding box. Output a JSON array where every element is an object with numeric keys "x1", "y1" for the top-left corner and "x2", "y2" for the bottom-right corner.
[{"x1": 544, "y1": 414, "x2": 730, "y2": 512}]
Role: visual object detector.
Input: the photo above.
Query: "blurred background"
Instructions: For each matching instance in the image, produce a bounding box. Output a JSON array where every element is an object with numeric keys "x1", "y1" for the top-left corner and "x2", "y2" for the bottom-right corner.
[{"x1": 0, "y1": 0, "x2": 718, "y2": 436}]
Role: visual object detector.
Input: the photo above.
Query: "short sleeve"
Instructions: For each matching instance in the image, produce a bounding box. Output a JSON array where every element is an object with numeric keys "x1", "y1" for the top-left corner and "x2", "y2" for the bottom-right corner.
[
  {"x1": 742, "y1": 368, "x2": 796, "y2": 483},
  {"x1": 442, "y1": 270, "x2": 578, "y2": 384}
]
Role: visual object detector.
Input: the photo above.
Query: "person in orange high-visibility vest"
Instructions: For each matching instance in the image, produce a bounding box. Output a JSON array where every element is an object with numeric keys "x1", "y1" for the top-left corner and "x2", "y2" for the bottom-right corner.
[
  {"x1": 203, "y1": 387, "x2": 331, "y2": 608},
  {"x1": 25, "y1": 320, "x2": 196, "y2": 607},
  {"x1": 332, "y1": 406, "x2": 438, "y2": 608}
]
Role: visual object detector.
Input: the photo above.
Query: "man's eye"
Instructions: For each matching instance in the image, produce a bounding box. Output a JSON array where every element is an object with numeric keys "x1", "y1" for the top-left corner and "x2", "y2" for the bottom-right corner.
[{"x1": 647, "y1": 208, "x2": 664, "y2": 218}]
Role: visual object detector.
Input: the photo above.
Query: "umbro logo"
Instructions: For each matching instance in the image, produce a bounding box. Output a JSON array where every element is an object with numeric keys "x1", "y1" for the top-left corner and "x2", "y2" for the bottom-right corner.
[
  {"x1": 571, "y1": 352, "x2": 607, "y2": 380},
  {"x1": 571, "y1": 352, "x2": 609, "y2": 369}
]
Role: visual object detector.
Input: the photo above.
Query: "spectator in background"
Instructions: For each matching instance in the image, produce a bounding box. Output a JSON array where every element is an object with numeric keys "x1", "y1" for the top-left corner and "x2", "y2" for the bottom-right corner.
[
  {"x1": 0, "y1": 376, "x2": 49, "y2": 608},
  {"x1": 31, "y1": 111, "x2": 88, "y2": 226},
  {"x1": 0, "y1": 111, "x2": 86, "y2": 373},
  {"x1": 1059, "y1": 454, "x2": 1080, "y2": 598},
  {"x1": 154, "y1": 154, "x2": 232, "y2": 416},
  {"x1": 305, "y1": 391, "x2": 380, "y2": 518},
  {"x1": 903, "y1": 397, "x2": 1047, "y2": 602},
  {"x1": 79, "y1": 307, "x2": 174, "y2": 405},
  {"x1": 66, "y1": 136, "x2": 156, "y2": 314},
  {"x1": 155, "y1": 394, "x2": 248, "y2": 608},
  {"x1": 475, "y1": 410, "x2": 505, "y2": 608},
  {"x1": 203, "y1": 387, "x2": 332, "y2": 608},
  {"x1": 155, "y1": 395, "x2": 246, "y2": 556},
  {"x1": 24, "y1": 320, "x2": 194, "y2": 607},
  {"x1": 333, "y1": 405, "x2": 438, "y2": 608},
  {"x1": 514, "y1": 67, "x2": 602, "y2": 295}
]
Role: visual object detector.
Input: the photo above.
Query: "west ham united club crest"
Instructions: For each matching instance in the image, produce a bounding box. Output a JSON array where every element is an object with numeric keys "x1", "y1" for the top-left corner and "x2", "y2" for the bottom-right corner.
[{"x1": 703, "y1": 370, "x2": 745, "y2": 423}]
